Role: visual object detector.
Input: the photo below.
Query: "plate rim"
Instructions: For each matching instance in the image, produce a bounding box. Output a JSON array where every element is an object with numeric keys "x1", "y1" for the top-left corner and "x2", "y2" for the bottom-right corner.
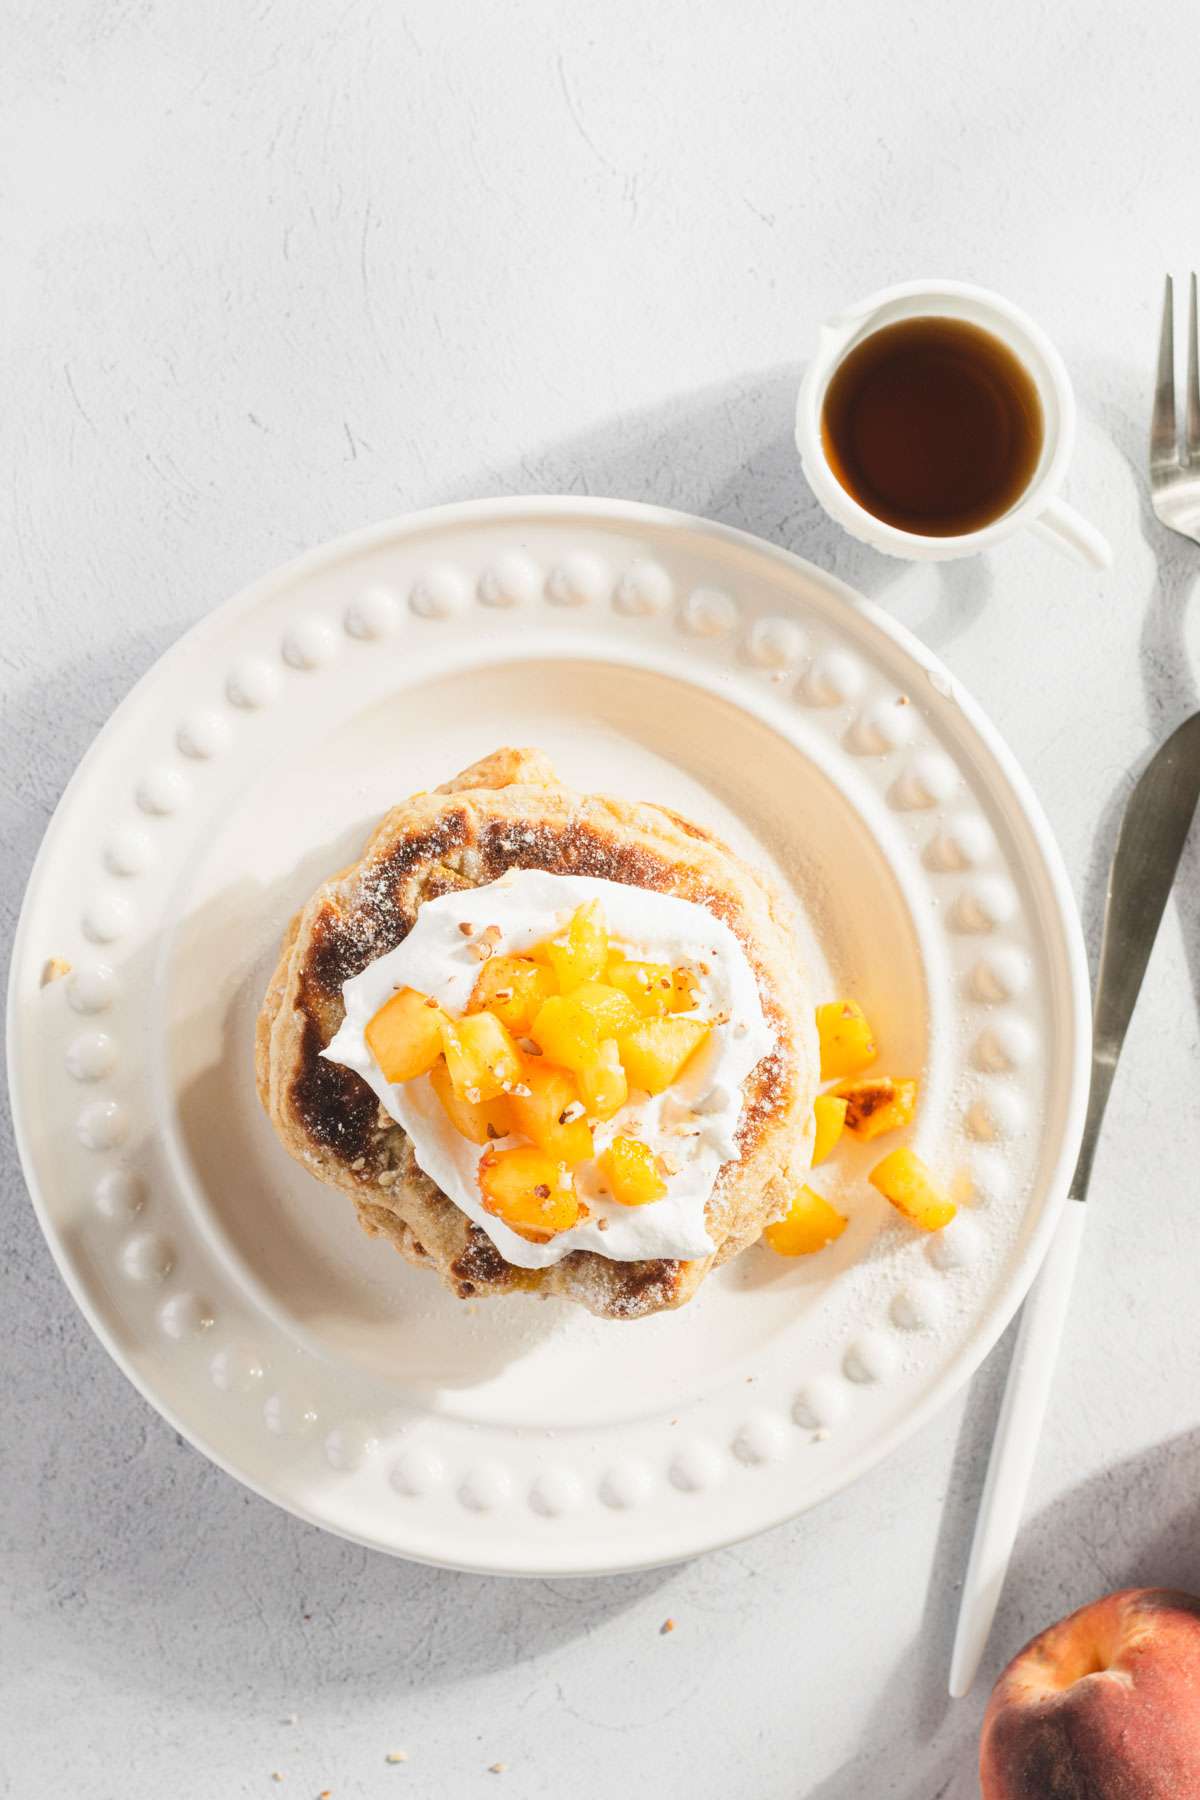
[{"x1": 7, "y1": 494, "x2": 1092, "y2": 1573}]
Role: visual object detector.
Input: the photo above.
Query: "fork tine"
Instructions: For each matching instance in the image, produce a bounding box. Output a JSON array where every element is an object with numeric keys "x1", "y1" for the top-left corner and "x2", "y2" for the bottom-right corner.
[
  {"x1": 1152, "y1": 274, "x2": 1177, "y2": 470},
  {"x1": 1187, "y1": 274, "x2": 1200, "y2": 463}
]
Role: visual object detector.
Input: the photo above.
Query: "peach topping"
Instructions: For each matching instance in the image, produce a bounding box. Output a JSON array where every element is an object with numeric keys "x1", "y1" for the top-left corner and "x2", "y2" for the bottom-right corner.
[{"x1": 362, "y1": 901, "x2": 714, "y2": 1241}]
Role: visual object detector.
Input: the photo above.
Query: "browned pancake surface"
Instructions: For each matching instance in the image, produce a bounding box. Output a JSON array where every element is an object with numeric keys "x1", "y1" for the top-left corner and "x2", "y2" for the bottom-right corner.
[{"x1": 256, "y1": 748, "x2": 815, "y2": 1319}]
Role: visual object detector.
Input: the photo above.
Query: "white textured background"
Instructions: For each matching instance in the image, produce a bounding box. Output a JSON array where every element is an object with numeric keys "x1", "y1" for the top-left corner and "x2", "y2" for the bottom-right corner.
[{"x1": 5, "y1": 2, "x2": 1200, "y2": 1796}]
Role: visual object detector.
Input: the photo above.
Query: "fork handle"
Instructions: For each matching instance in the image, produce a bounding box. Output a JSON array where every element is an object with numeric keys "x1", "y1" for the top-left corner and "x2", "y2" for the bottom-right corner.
[{"x1": 1030, "y1": 497, "x2": 1113, "y2": 569}]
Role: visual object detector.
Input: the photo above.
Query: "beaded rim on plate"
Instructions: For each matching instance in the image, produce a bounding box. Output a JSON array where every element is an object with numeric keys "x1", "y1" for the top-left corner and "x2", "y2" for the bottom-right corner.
[{"x1": 7, "y1": 497, "x2": 1090, "y2": 1574}]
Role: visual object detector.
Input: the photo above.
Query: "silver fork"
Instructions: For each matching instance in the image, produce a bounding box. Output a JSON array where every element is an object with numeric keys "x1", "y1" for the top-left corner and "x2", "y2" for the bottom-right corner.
[{"x1": 1151, "y1": 274, "x2": 1200, "y2": 541}]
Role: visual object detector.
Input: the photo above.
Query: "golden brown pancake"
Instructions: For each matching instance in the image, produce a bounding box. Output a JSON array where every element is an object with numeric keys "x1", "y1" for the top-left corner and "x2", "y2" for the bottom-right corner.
[{"x1": 256, "y1": 748, "x2": 817, "y2": 1319}]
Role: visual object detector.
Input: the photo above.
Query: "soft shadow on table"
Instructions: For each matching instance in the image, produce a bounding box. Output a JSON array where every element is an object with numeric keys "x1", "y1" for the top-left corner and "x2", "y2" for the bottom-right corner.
[
  {"x1": 792, "y1": 1325, "x2": 1016, "y2": 1800},
  {"x1": 1078, "y1": 351, "x2": 1200, "y2": 1011},
  {"x1": 8, "y1": 1378, "x2": 676, "y2": 1707},
  {"x1": 804, "y1": 1413, "x2": 1200, "y2": 1800},
  {"x1": 436, "y1": 361, "x2": 992, "y2": 655}
]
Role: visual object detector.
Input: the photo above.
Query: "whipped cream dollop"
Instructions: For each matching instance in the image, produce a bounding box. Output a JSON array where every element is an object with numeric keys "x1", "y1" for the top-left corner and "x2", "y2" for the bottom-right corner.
[{"x1": 323, "y1": 870, "x2": 774, "y2": 1269}]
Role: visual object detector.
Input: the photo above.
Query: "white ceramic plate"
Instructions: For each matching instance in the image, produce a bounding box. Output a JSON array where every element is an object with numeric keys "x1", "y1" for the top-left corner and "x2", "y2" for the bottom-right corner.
[{"x1": 8, "y1": 498, "x2": 1090, "y2": 1575}]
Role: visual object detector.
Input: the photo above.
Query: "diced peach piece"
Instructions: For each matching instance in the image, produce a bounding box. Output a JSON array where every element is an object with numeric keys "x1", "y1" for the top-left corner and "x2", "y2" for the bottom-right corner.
[
  {"x1": 815, "y1": 999, "x2": 878, "y2": 1080},
  {"x1": 834, "y1": 1076, "x2": 918, "y2": 1141},
  {"x1": 812, "y1": 1094, "x2": 848, "y2": 1165},
  {"x1": 439, "y1": 1010, "x2": 522, "y2": 1103},
  {"x1": 530, "y1": 994, "x2": 599, "y2": 1073},
  {"x1": 506, "y1": 1061, "x2": 594, "y2": 1165},
  {"x1": 764, "y1": 1186, "x2": 848, "y2": 1256},
  {"x1": 576, "y1": 1036, "x2": 628, "y2": 1121},
  {"x1": 542, "y1": 900, "x2": 608, "y2": 994},
  {"x1": 667, "y1": 966, "x2": 701, "y2": 1013},
  {"x1": 598, "y1": 1136, "x2": 668, "y2": 1206},
  {"x1": 467, "y1": 955, "x2": 555, "y2": 1035},
  {"x1": 605, "y1": 953, "x2": 674, "y2": 1017},
  {"x1": 364, "y1": 986, "x2": 444, "y2": 1083},
  {"x1": 618, "y1": 1017, "x2": 711, "y2": 1096},
  {"x1": 478, "y1": 1146, "x2": 580, "y2": 1241},
  {"x1": 429, "y1": 1060, "x2": 513, "y2": 1146},
  {"x1": 869, "y1": 1147, "x2": 956, "y2": 1231},
  {"x1": 568, "y1": 980, "x2": 641, "y2": 1040}
]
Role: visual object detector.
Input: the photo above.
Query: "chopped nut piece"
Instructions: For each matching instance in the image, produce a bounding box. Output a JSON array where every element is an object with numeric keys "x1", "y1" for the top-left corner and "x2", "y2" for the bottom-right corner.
[
  {"x1": 516, "y1": 1037, "x2": 542, "y2": 1056},
  {"x1": 385, "y1": 1751, "x2": 409, "y2": 1764},
  {"x1": 468, "y1": 924, "x2": 503, "y2": 962},
  {"x1": 558, "y1": 1101, "x2": 585, "y2": 1124},
  {"x1": 656, "y1": 1151, "x2": 682, "y2": 1177},
  {"x1": 458, "y1": 922, "x2": 475, "y2": 936},
  {"x1": 533, "y1": 1183, "x2": 551, "y2": 1199},
  {"x1": 596, "y1": 1216, "x2": 609, "y2": 1231},
  {"x1": 488, "y1": 1765, "x2": 507, "y2": 1775},
  {"x1": 41, "y1": 956, "x2": 72, "y2": 986},
  {"x1": 660, "y1": 1617, "x2": 676, "y2": 1635}
]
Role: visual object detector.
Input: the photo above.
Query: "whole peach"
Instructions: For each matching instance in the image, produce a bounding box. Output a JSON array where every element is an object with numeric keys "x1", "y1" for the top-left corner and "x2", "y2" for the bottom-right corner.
[{"x1": 981, "y1": 1587, "x2": 1200, "y2": 1797}]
